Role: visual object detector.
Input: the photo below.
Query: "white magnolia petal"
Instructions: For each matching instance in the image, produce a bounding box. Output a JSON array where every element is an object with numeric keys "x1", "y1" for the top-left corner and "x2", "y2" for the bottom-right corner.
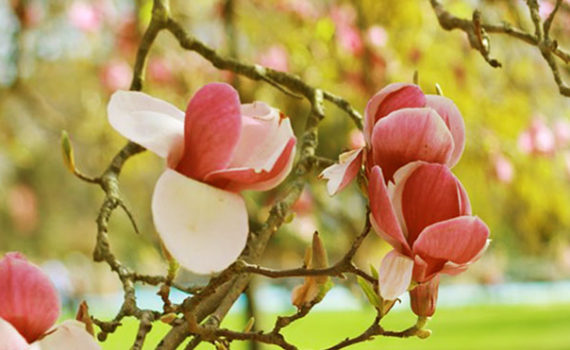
[
  {"x1": 108, "y1": 90, "x2": 184, "y2": 158},
  {"x1": 35, "y1": 321, "x2": 100, "y2": 350},
  {"x1": 320, "y1": 148, "x2": 363, "y2": 196},
  {"x1": 378, "y1": 250, "x2": 414, "y2": 300},
  {"x1": 152, "y1": 169, "x2": 249, "y2": 274},
  {"x1": 0, "y1": 318, "x2": 28, "y2": 350}
]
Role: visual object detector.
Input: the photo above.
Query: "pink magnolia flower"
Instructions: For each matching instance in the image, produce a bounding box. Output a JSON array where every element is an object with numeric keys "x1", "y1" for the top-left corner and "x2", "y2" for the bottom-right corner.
[
  {"x1": 108, "y1": 83, "x2": 296, "y2": 274},
  {"x1": 258, "y1": 45, "x2": 289, "y2": 72},
  {"x1": 336, "y1": 25, "x2": 364, "y2": 56},
  {"x1": 554, "y1": 119, "x2": 570, "y2": 148},
  {"x1": 518, "y1": 117, "x2": 555, "y2": 156},
  {"x1": 68, "y1": 1, "x2": 101, "y2": 33},
  {"x1": 493, "y1": 153, "x2": 514, "y2": 184},
  {"x1": 0, "y1": 253, "x2": 100, "y2": 350},
  {"x1": 100, "y1": 61, "x2": 132, "y2": 92},
  {"x1": 368, "y1": 162, "x2": 489, "y2": 300},
  {"x1": 321, "y1": 83, "x2": 465, "y2": 194},
  {"x1": 366, "y1": 25, "x2": 388, "y2": 48},
  {"x1": 148, "y1": 58, "x2": 175, "y2": 85}
]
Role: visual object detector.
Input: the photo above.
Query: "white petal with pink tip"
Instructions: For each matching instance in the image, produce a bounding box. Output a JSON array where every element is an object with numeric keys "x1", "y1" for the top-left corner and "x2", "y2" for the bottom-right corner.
[
  {"x1": 152, "y1": 169, "x2": 248, "y2": 274},
  {"x1": 378, "y1": 250, "x2": 414, "y2": 300},
  {"x1": 108, "y1": 90, "x2": 184, "y2": 159},
  {"x1": 320, "y1": 148, "x2": 362, "y2": 196},
  {"x1": 35, "y1": 321, "x2": 100, "y2": 350},
  {"x1": 0, "y1": 318, "x2": 28, "y2": 350}
]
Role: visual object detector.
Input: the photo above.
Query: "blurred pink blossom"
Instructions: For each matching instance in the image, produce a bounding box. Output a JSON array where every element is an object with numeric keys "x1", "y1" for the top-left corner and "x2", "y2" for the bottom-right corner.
[
  {"x1": 258, "y1": 45, "x2": 289, "y2": 72},
  {"x1": 99, "y1": 61, "x2": 132, "y2": 92},
  {"x1": 291, "y1": 188, "x2": 314, "y2": 216},
  {"x1": 148, "y1": 58, "x2": 174, "y2": 84},
  {"x1": 330, "y1": 4, "x2": 356, "y2": 26},
  {"x1": 554, "y1": 119, "x2": 570, "y2": 148},
  {"x1": 348, "y1": 129, "x2": 365, "y2": 149},
  {"x1": 330, "y1": 4, "x2": 363, "y2": 56},
  {"x1": 539, "y1": 1, "x2": 554, "y2": 19},
  {"x1": 336, "y1": 25, "x2": 364, "y2": 56},
  {"x1": 518, "y1": 117, "x2": 555, "y2": 155},
  {"x1": 366, "y1": 25, "x2": 388, "y2": 48},
  {"x1": 493, "y1": 154, "x2": 514, "y2": 184},
  {"x1": 68, "y1": 1, "x2": 101, "y2": 33},
  {"x1": 286, "y1": 0, "x2": 319, "y2": 19},
  {"x1": 7, "y1": 184, "x2": 38, "y2": 234}
]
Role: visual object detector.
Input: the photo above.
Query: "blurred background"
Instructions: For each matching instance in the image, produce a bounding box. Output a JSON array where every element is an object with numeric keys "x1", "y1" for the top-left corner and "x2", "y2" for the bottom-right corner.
[{"x1": 1, "y1": 0, "x2": 570, "y2": 349}]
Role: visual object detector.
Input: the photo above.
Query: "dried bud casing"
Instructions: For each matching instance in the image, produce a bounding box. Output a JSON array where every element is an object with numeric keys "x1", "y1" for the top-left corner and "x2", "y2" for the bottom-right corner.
[
  {"x1": 410, "y1": 275, "x2": 439, "y2": 317},
  {"x1": 75, "y1": 300, "x2": 94, "y2": 336}
]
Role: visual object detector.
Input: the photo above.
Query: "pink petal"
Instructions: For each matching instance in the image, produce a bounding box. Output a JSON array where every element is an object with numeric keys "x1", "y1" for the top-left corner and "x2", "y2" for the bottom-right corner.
[
  {"x1": 400, "y1": 163, "x2": 465, "y2": 246},
  {"x1": 176, "y1": 83, "x2": 242, "y2": 181},
  {"x1": 107, "y1": 90, "x2": 185, "y2": 159},
  {"x1": 378, "y1": 250, "x2": 414, "y2": 300},
  {"x1": 319, "y1": 148, "x2": 363, "y2": 196},
  {"x1": 413, "y1": 216, "x2": 490, "y2": 265},
  {"x1": 35, "y1": 320, "x2": 100, "y2": 350},
  {"x1": 0, "y1": 253, "x2": 60, "y2": 343},
  {"x1": 412, "y1": 254, "x2": 446, "y2": 283},
  {"x1": 364, "y1": 83, "x2": 425, "y2": 144},
  {"x1": 368, "y1": 166, "x2": 410, "y2": 255},
  {"x1": 0, "y1": 317, "x2": 29, "y2": 350},
  {"x1": 152, "y1": 169, "x2": 249, "y2": 274},
  {"x1": 425, "y1": 95, "x2": 465, "y2": 167},
  {"x1": 371, "y1": 108, "x2": 454, "y2": 182},
  {"x1": 229, "y1": 113, "x2": 295, "y2": 174},
  {"x1": 388, "y1": 161, "x2": 424, "y2": 236},
  {"x1": 204, "y1": 137, "x2": 296, "y2": 192},
  {"x1": 229, "y1": 102, "x2": 281, "y2": 169}
]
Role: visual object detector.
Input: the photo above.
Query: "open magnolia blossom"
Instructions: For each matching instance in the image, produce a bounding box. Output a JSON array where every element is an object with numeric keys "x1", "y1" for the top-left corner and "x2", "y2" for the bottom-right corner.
[
  {"x1": 321, "y1": 82, "x2": 465, "y2": 195},
  {"x1": 108, "y1": 83, "x2": 296, "y2": 274},
  {"x1": 0, "y1": 253, "x2": 100, "y2": 350},
  {"x1": 368, "y1": 162, "x2": 490, "y2": 301}
]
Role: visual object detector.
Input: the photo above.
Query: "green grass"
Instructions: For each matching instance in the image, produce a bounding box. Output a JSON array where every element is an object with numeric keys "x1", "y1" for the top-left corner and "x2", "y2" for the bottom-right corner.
[{"x1": 97, "y1": 304, "x2": 570, "y2": 349}]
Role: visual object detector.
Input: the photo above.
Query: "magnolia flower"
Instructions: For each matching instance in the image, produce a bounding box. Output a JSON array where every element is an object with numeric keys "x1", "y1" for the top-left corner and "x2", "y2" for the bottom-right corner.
[
  {"x1": 100, "y1": 61, "x2": 132, "y2": 92},
  {"x1": 258, "y1": 45, "x2": 289, "y2": 72},
  {"x1": 68, "y1": 1, "x2": 101, "y2": 33},
  {"x1": 517, "y1": 117, "x2": 555, "y2": 156},
  {"x1": 0, "y1": 253, "x2": 100, "y2": 350},
  {"x1": 493, "y1": 153, "x2": 514, "y2": 184},
  {"x1": 321, "y1": 83, "x2": 465, "y2": 195},
  {"x1": 368, "y1": 162, "x2": 489, "y2": 301},
  {"x1": 108, "y1": 83, "x2": 296, "y2": 274}
]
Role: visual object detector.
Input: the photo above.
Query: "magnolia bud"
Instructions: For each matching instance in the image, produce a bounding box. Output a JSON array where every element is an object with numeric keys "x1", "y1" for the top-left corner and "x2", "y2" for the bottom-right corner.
[
  {"x1": 410, "y1": 275, "x2": 439, "y2": 317},
  {"x1": 311, "y1": 232, "x2": 329, "y2": 284},
  {"x1": 61, "y1": 130, "x2": 76, "y2": 173}
]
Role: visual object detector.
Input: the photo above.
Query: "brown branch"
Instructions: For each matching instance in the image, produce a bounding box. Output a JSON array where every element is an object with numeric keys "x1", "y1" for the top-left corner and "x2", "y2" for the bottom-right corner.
[
  {"x1": 429, "y1": 0, "x2": 570, "y2": 96},
  {"x1": 324, "y1": 315, "x2": 429, "y2": 350},
  {"x1": 240, "y1": 212, "x2": 374, "y2": 283}
]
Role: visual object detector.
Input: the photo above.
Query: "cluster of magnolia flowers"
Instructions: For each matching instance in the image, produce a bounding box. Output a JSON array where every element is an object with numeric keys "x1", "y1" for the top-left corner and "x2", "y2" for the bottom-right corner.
[
  {"x1": 1, "y1": 82, "x2": 491, "y2": 350},
  {"x1": 321, "y1": 83, "x2": 490, "y2": 316},
  {"x1": 107, "y1": 81, "x2": 490, "y2": 316},
  {"x1": 0, "y1": 253, "x2": 100, "y2": 350}
]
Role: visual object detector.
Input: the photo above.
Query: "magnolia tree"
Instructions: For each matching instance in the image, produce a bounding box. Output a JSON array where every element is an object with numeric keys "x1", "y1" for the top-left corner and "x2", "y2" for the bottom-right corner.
[{"x1": 13, "y1": 0, "x2": 562, "y2": 349}]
